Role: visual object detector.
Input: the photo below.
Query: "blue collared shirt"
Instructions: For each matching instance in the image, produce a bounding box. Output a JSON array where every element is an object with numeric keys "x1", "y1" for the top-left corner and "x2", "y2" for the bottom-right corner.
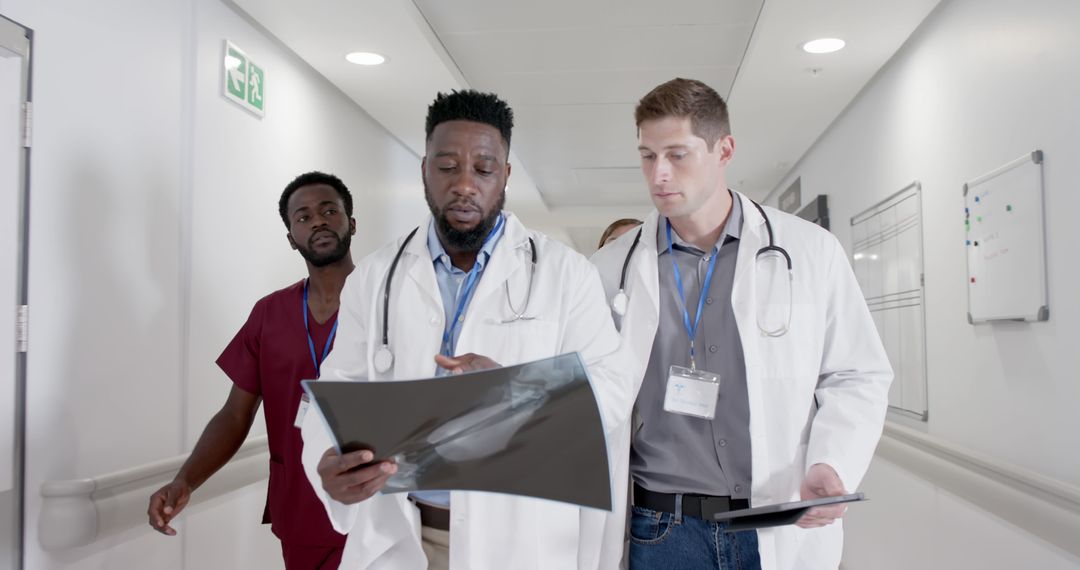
[
  {"x1": 411, "y1": 214, "x2": 505, "y2": 509},
  {"x1": 427, "y1": 214, "x2": 505, "y2": 362}
]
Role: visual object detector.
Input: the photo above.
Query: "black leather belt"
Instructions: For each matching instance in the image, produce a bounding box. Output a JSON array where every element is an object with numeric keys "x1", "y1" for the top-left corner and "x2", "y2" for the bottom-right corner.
[
  {"x1": 415, "y1": 501, "x2": 451, "y2": 531},
  {"x1": 634, "y1": 483, "x2": 749, "y2": 520}
]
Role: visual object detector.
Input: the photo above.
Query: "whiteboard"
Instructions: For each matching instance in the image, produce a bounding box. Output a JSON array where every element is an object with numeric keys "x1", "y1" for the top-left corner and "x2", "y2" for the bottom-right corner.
[
  {"x1": 851, "y1": 182, "x2": 927, "y2": 421},
  {"x1": 964, "y1": 151, "x2": 1048, "y2": 323}
]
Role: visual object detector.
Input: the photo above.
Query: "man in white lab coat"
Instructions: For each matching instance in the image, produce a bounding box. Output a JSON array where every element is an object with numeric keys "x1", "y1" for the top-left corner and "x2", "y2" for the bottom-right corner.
[
  {"x1": 591, "y1": 78, "x2": 892, "y2": 569},
  {"x1": 300, "y1": 90, "x2": 634, "y2": 569}
]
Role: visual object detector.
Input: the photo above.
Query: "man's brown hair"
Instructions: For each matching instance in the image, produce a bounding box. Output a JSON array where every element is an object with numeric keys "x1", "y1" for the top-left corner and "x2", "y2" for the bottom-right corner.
[{"x1": 634, "y1": 78, "x2": 730, "y2": 150}]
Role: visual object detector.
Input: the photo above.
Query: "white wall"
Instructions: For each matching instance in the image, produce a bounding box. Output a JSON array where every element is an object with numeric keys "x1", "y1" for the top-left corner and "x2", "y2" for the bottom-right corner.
[
  {"x1": 765, "y1": 0, "x2": 1080, "y2": 567},
  {"x1": 185, "y1": 0, "x2": 424, "y2": 446},
  {"x1": 0, "y1": 0, "x2": 423, "y2": 568}
]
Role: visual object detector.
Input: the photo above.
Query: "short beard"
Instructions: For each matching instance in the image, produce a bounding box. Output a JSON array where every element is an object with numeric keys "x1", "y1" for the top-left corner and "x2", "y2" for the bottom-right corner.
[
  {"x1": 298, "y1": 230, "x2": 352, "y2": 267},
  {"x1": 425, "y1": 184, "x2": 506, "y2": 251}
]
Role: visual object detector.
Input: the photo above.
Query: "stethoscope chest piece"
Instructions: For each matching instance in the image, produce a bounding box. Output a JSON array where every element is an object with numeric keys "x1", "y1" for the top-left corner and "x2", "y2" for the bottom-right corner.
[
  {"x1": 611, "y1": 290, "x2": 629, "y2": 316},
  {"x1": 373, "y1": 344, "x2": 394, "y2": 373}
]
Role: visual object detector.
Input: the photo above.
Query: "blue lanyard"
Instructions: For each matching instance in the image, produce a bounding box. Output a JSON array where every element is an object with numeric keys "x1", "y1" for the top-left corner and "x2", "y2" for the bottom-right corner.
[
  {"x1": 303, "y1": 279, "x2": 339, "y2": 376},
  {"x1": 442, "y1": 215, "x2": 505, "y2": 356},
  {"x1": 666, "y1": 220, "x2": 719, "y2": 370}
]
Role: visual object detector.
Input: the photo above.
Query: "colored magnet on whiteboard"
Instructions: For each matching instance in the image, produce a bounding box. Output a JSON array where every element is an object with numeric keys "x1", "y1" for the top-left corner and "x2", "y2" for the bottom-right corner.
[
  {"x1": 977, "y1": 216, "x2": 983, "y2": 222},
  {"x1": 973, "y1": 241, "x2": 979, "y2": 246},
  {"x1": 975, "y1": 196, "x2": 980, "y2": 203},
  {"x1": 966, "y1": 240, "x2": 971, "y2": 246},
  {"x1": 1006, "y1": 204, "x2": 1013, "y2": 212},
  {"x1": 971, "y1": 277, "x2": 976, "y2": 283}
]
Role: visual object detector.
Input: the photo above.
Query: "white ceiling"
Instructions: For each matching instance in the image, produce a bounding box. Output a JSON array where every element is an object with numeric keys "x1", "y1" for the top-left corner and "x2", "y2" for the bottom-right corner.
[
  {"x1": 231, "y1": 0, "x2": 941, "y2": 252},
  {"x1": 725, "y1": 0, "x2": 943, "y2": 198},
  {"x1": 415, "y1": 0, "x2": 763, "y2": 210}
]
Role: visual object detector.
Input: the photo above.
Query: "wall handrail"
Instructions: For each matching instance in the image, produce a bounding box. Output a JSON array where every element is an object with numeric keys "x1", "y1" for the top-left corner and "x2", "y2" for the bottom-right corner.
[
  {"x1": 879, "y1": 423, "x2": 1080, "y2": 559},
  {"x1": 38, "y1": 425, "x2": 1080, "y2": 552},
  {"x1": 883, "y1": 423, "x2": 1080, "y2": 512},
  {"x1": 38, "y1": 435, "x2": 269, "y2": 551}
]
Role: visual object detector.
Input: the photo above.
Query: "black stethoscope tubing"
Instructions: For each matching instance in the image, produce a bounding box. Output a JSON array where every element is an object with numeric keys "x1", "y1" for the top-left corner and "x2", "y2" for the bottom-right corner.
[
  {"x1": 750, "y1": 200, "x2": 792, "y2": 271},
  {"x1": 617, "y1": 227, "x2": 644, "y2": 295},
  {"x1": 382, "y1": 226, "x2": 420, "y2": 347}
]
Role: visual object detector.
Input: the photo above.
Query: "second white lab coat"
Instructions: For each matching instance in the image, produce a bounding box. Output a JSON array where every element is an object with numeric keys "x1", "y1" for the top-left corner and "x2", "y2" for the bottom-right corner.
[
  {"x1": 301, "y1": 213, "x2": 634, "y2": 569},
  {"x1": 590, "y1": 192, "x2": 893, "y2": 569}
]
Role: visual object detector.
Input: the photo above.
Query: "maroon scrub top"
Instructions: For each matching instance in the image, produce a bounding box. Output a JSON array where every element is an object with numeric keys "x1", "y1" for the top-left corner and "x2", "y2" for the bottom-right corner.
[{"x1": 217, "y1": 280, "x2": 345, "y2": 547}]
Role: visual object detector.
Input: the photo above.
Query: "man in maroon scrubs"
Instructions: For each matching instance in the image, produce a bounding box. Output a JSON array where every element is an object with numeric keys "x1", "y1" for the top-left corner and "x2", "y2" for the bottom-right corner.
[{"x1": 148, "y1": 171, "x2": 355, "y2": 569}]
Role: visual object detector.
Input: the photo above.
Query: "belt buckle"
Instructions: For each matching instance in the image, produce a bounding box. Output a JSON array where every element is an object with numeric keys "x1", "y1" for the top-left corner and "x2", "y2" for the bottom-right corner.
[{"x1": 700, "y1": 496, "x2": 731, "y2": 518}]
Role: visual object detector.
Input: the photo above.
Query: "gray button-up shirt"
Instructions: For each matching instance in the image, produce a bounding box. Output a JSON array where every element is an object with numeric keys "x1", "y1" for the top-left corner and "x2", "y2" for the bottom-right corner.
[{"x1": 631, "y1": 194, "x2": 752, "y2": 499}]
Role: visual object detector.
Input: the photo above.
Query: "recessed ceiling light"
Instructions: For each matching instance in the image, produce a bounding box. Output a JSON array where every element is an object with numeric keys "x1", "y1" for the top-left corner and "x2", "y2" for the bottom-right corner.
[
  {"x1": 345, "y1": 52, "x2": 387, "y2": 66},
  {"x1": 801, "y1": 38, "x2": 845, "y2": 54}
]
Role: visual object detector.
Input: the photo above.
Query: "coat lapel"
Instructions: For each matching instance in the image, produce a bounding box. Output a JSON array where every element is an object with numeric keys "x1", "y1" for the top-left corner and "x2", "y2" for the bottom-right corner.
[
  {"x1": 627, "y1": 210, "x2": 662, "y2": 323},
  {"x1": 466, "y1": 212, "x2": 529, "y2": 320},
  {"x1": 732, "y1": 191, "x2": 767, "y2": 303},
  {"x1": 401, "y1": 216, "x2": 444, "y2": 313}
]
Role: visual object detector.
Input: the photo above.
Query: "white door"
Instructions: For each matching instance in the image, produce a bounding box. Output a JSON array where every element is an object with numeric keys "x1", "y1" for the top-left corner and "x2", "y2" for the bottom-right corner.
[{"x1": 0, "y1": 14, "x2": 30, "y2": 570}]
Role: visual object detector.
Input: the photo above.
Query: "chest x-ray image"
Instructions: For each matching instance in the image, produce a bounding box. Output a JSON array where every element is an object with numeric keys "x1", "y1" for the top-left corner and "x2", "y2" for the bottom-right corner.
[{"x1": 302, "y1": 352, "x2": 611, "y2": 511}]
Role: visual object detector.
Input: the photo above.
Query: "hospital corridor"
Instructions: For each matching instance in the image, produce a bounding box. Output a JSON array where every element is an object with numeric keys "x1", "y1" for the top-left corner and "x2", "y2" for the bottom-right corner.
[{"x1": 0, "y1": 0, "x2": 1078, "y2": 568}]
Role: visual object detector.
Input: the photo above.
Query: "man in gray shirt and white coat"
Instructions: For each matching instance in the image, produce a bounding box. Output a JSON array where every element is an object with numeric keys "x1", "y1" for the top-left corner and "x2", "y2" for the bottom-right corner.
[{"x1": 591, "y1": 78, "x2": 892, "y2": 569}]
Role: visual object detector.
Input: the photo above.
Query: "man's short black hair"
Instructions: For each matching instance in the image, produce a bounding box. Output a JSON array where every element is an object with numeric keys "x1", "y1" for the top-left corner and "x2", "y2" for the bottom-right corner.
[
  {"x1": 425, "y1": 90, "x2": 514, "y2": 152},
  {"x1": 278, "y1": 171, "x2": 353, "y2": 229}
]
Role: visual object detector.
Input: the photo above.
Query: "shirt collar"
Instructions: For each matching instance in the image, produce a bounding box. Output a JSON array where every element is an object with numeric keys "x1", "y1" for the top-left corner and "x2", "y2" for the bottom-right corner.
[
  {"x1": 659, "y1": 190, "x2": 743, "y2": 255},
  {"x1": 427, "y1": 213, "x2": 505, "y2": 272}
]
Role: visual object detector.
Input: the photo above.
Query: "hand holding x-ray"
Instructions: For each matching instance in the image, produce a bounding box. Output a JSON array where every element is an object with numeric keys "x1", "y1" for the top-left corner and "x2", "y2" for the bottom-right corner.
[{"x1": 303, "y1": 353, "x2": 612, "y2": 510}]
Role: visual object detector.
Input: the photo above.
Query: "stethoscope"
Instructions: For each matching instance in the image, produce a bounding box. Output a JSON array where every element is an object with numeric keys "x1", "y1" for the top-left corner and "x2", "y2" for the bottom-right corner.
[
  {"x1": 372, "y1": 226, "x2": 538, "y2": 373},
  {"x1": 610, "y1": 199, "x2": 793, "y2": 337}
]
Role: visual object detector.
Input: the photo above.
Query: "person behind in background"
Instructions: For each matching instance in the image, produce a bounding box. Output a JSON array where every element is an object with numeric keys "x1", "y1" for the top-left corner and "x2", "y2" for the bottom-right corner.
[
  {"x1": 148, "y1": 171, "x2": 356, "y2": 569},
  {"x1": 590, "y1": 78, "x2": 892, "y2": 569},
  {"x1": 598, "y1": 218, "x2": 643, "y2": 249}
]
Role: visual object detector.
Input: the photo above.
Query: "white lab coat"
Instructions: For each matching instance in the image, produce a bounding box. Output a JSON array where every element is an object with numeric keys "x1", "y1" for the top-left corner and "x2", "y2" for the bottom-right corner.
[
  {"x1": 301, "y1": 212, "x2": 635, "y2": 570},
  {"x1": 589, "y1": 192, "x2": 892, "y2": 570}
]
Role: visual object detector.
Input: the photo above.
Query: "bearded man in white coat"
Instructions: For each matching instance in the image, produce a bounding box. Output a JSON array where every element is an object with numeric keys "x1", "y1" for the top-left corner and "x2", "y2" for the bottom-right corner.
[
  {"x1": 591, "y1": 78, "x2": 892, "y2": 569},
  {"x1": 300, "y1": 89, "x2": 634, "y2": 570}
]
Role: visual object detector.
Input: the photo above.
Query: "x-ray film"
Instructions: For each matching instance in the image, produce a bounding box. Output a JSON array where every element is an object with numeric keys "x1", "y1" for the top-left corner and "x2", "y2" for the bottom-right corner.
[{"x1": 301, "y1": 352, "x2": 611, "y2": 511}]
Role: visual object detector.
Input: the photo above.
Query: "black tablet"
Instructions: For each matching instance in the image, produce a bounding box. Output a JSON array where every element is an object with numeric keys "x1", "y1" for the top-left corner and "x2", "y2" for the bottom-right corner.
[{"x1": 714, "y1": 492, "x2": 866, "y2": 532}]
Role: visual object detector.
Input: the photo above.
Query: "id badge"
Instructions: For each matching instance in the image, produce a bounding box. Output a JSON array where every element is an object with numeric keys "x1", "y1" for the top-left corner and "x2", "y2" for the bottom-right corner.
[
  {"x1": 663, "y1": 365, "x2": 720, "y2": 420},
  {"x1": 293, "y1": 393, "x2": 311, "y2": 429}
]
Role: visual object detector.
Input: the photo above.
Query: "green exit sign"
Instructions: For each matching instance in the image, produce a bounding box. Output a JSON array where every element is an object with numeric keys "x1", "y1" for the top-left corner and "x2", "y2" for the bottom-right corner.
[{"x1": 223, "y1": 41, "x2": 265, "y2": 117}]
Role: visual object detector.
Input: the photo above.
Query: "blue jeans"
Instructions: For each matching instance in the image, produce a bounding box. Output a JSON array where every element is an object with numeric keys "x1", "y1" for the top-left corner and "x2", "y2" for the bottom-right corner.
[{"x1": 629, "y1": 504, "x2": 761, "y2": 570}]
